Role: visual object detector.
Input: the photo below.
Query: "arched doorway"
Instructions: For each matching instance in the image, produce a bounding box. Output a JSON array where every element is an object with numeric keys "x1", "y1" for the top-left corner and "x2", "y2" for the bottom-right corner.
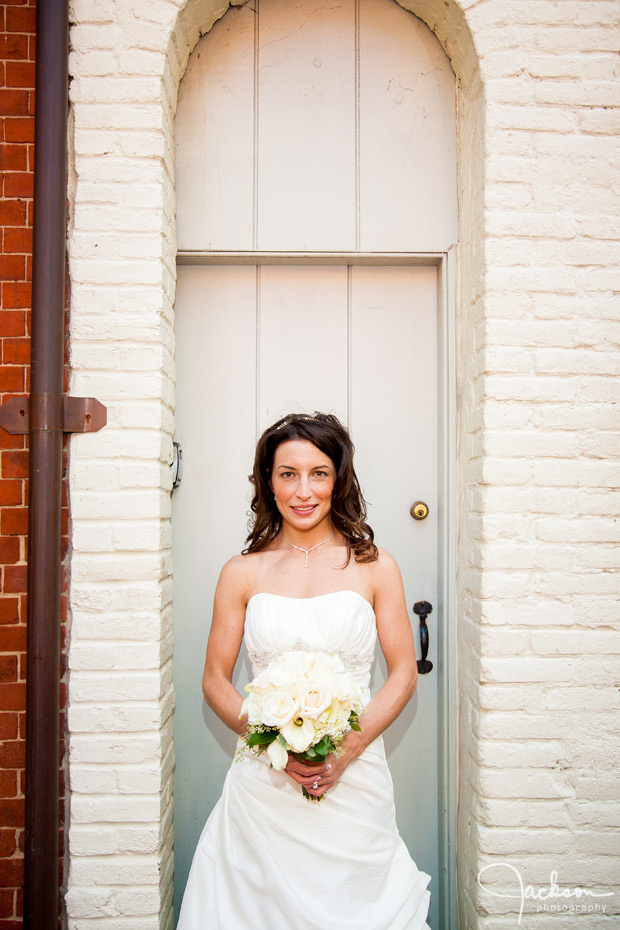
[{"x1": 172, "y1": 1, "x2": 457, "y2": 925}]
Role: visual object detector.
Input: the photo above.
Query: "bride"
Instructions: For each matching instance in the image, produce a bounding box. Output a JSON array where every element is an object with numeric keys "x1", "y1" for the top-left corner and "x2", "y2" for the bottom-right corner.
[{"x1": 177, "y1": 412, "x2": 431, "y2": 929}]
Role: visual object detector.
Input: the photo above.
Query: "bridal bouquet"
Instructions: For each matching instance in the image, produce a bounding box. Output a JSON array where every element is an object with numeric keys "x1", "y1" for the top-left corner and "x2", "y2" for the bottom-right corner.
[{"x1": 238, "y1": 650, "x2": 364, "y2": 800}]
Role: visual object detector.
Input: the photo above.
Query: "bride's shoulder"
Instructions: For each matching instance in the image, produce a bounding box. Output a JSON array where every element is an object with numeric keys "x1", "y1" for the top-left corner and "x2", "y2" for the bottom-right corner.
[
  {"x1": 217, "y1": 550, "x2": 265, "y2": 599},
  {"x1": 365, "y1": 547, "x2": 404, "y2": 590},
  {"x1": 370, "y1": 546, "x2": 400, "y2": 572},
  {"x1": 219, "y1": 552, "x2": 253, "y2": 581}
]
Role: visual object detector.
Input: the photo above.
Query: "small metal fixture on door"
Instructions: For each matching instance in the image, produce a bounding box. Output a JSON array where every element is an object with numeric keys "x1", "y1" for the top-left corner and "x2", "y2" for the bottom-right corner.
[
  {"x1": 171, "y1": 441, "x2": 183, "y2": 490},
  {"x1": 414, "y1": 601, "x2": 433, "y2": 674},
  {"x1": 410, "y1": 501, "x2": 429, "y2": 520}
]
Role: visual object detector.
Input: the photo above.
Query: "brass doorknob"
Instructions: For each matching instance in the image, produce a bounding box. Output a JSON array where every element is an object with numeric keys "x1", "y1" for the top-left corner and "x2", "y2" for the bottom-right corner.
[{"x1": 410, "y1": 501, "x2": 429, "y2": 521}]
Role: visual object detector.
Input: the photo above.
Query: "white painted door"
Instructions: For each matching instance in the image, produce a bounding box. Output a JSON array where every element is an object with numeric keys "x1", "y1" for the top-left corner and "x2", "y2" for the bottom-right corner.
[
  {"x1": 173, "y1": 2, "x2": 456, "y2": 927},
  {"x1": 172, "y1": 262, "x2": 439, "y2": 918}
]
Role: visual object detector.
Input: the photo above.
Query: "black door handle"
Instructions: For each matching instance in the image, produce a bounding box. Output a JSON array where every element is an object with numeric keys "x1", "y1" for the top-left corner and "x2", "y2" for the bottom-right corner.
[{"x1": 413, "y1": 601, "x2": 433, "y2": 674}]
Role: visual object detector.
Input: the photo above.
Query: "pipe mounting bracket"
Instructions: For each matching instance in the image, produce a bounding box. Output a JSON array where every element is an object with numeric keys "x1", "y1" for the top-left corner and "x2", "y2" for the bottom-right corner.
[{"x1": 0, "y1": 394, "x2": 107, "y2": 435}]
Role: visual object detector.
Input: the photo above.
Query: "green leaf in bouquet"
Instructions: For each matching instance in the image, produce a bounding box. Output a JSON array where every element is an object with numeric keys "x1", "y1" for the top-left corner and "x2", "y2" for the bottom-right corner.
[
  {"x1": 292, "y1": 749, "x2": 322, "y2": 765},
  {"x1": 349, "y1": 711, "x2": 361, "y2": 732},
  {"x1": 247, "y1": 729, "x2": 278, "y2": 748},
  {"x1": 312, "y1": 736, "x2": 332, "y2": 757}
]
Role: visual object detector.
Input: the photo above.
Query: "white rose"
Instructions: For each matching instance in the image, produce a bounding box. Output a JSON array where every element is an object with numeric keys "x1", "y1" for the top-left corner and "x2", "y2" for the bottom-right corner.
[
  {"x1": 299, "y1": 682, "x2": 332, "y2": 719},
  {"x1": 320, "y1": 699, "x2": 350, "y2": 737},
  {"x1": 267, "y1": 737, "x2": 289, "y2": 771},
  {"x1": 331, "y1": 673, "x2": 362, "y2": 707},
  {"x1": 260, "y1": 691, "x2": 298, "y2": 728},
  {"x1": 267, "y1": 662, "x2": 300, "y2": 692},
  {"x1": 249, "y1": 668, "x2": 273, "y2": 696},
  {"x1": 280, "y1": 651, "x2": 314, "y2": 674},
  {"x1": 281, "y1": 716, "x2": 315, "y2": 753},
  {"x1": 310, "y1": 652, "x2": 343, "y2": 680},
  {"x1": 240, "y1": 692, "x2": 262, "y2": 726}
]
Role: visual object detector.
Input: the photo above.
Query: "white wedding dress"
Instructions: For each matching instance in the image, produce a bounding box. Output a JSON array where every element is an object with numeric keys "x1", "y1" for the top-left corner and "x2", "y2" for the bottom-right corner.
[{"x1": 177, "y1": 590, "x2": 431, "y2": 930}]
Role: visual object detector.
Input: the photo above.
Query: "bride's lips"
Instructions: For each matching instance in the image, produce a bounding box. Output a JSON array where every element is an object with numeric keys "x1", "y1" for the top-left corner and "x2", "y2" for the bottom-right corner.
[{"x1": 291, "y1": 505, "x2": 318, "y2": 516}]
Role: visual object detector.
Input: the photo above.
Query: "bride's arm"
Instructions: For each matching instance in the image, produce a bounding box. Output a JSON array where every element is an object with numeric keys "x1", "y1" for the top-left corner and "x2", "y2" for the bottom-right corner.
[
  {"x1": 201, "y1": 556, "x2": 250, "y2": 737},
  {"x1": 307, "y1": 549, "x2": 418, "y2": 796},
  {"x1": 357, "y1": 549, "x2": 419, "y2": 739}
]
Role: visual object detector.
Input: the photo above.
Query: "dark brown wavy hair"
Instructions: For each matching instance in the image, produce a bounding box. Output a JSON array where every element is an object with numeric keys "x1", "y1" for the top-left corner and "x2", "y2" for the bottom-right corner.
[{"x1": 243, "y1": 412, "x2": 378, "y2": 564}]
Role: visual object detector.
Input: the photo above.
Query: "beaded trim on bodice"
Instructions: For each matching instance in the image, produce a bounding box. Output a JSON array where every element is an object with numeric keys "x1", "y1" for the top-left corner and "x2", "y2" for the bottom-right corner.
[{"x1": 247, "y1": 639, "x2": 376, "y2": 672}]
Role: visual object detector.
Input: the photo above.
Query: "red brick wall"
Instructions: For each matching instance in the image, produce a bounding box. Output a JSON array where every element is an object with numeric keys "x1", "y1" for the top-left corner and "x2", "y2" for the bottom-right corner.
[{"x1": 0, "y1": 1, "x2": 66, "y2": 925}]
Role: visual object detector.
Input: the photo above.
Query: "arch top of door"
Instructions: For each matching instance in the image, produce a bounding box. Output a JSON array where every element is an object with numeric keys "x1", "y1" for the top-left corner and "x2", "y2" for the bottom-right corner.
[
  {"x1": 169, "y1": 0, "x2": 478, "y2": 97},
  {"x1": 175, "y1": 0, "x2": 458, "y2": 255}
]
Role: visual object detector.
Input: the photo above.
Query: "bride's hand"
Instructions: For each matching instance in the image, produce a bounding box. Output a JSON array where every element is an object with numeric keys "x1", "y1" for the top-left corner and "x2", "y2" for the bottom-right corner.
[
  {"x1": 284, "y1": 755, "x2": 330, "y2": 796},
  {"x1": 286, "y1": 730, "x2": 365, "y2": 797},
  {"x1": 319, "y1": 728, "x2": 368, "y2": 796}
]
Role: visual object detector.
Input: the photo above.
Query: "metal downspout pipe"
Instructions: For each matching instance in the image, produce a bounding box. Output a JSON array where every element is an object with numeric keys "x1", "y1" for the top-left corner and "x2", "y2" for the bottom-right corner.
[{"x1": 24, "y1": 0, "x2": 69, "y2": 925}]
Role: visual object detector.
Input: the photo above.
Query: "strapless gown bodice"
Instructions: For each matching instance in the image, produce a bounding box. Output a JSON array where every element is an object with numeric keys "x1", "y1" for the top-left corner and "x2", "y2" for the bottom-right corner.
[
  {"x1": 244, "y1": 590, "x2": 377, "y2": 695},
  {"x1": 177, "y1": 590, "x2": 431, "y2": 930}
]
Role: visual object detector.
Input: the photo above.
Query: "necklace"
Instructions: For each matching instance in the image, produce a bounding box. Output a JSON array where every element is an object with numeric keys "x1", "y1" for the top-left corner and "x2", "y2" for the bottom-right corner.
[{"x1": 282, "y1": 533, "x2": 335, "y2": 568}]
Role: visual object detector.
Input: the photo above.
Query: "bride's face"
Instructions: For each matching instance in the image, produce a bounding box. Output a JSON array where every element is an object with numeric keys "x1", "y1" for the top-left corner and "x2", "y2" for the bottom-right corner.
[{"x1": 270, "y1": 439, "x2": 336, "y2": 535}]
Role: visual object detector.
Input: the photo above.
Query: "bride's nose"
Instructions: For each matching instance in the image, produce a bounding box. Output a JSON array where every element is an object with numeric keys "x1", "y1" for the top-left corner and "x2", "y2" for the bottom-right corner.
[{"x1": 296, "y1": 475, "x2": 312, "y2": 499}]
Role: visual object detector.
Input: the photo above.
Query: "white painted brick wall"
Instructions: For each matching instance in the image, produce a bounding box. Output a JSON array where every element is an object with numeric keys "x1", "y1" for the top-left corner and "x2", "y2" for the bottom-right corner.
[
  {"x1": 67, "y1": 0, "x2": 620, "y2": 926},
  {"x1": 441, "y1": 0, "x2": 618, "y2": 924},
  {"x1": 66, "y1": 0, "x2": 236, "y2": 924}
]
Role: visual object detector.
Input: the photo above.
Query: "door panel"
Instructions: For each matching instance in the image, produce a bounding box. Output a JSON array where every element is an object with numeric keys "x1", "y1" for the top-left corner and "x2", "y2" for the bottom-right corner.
[
  {"x1": 258, "y1": 266, "x2": 349, "y2": 423},
  {"x1": 172, "y1": 264, "x2": 439, "y2": 927},
  {"x1": 172, "y1": 267, "x2": 257, "y2": 902},
  {"x1": 358, "y1": 0, "x2": 457, "y2": 250},
  {"x1": 258, "y1": 0, "x2": 357, "y2": 250},
  {"x1": 175, "y1": 5, "x2": 255, "y2": 250},
  {"x1": 350, "y1": 265, "x2": 438, "y2": 878}
]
